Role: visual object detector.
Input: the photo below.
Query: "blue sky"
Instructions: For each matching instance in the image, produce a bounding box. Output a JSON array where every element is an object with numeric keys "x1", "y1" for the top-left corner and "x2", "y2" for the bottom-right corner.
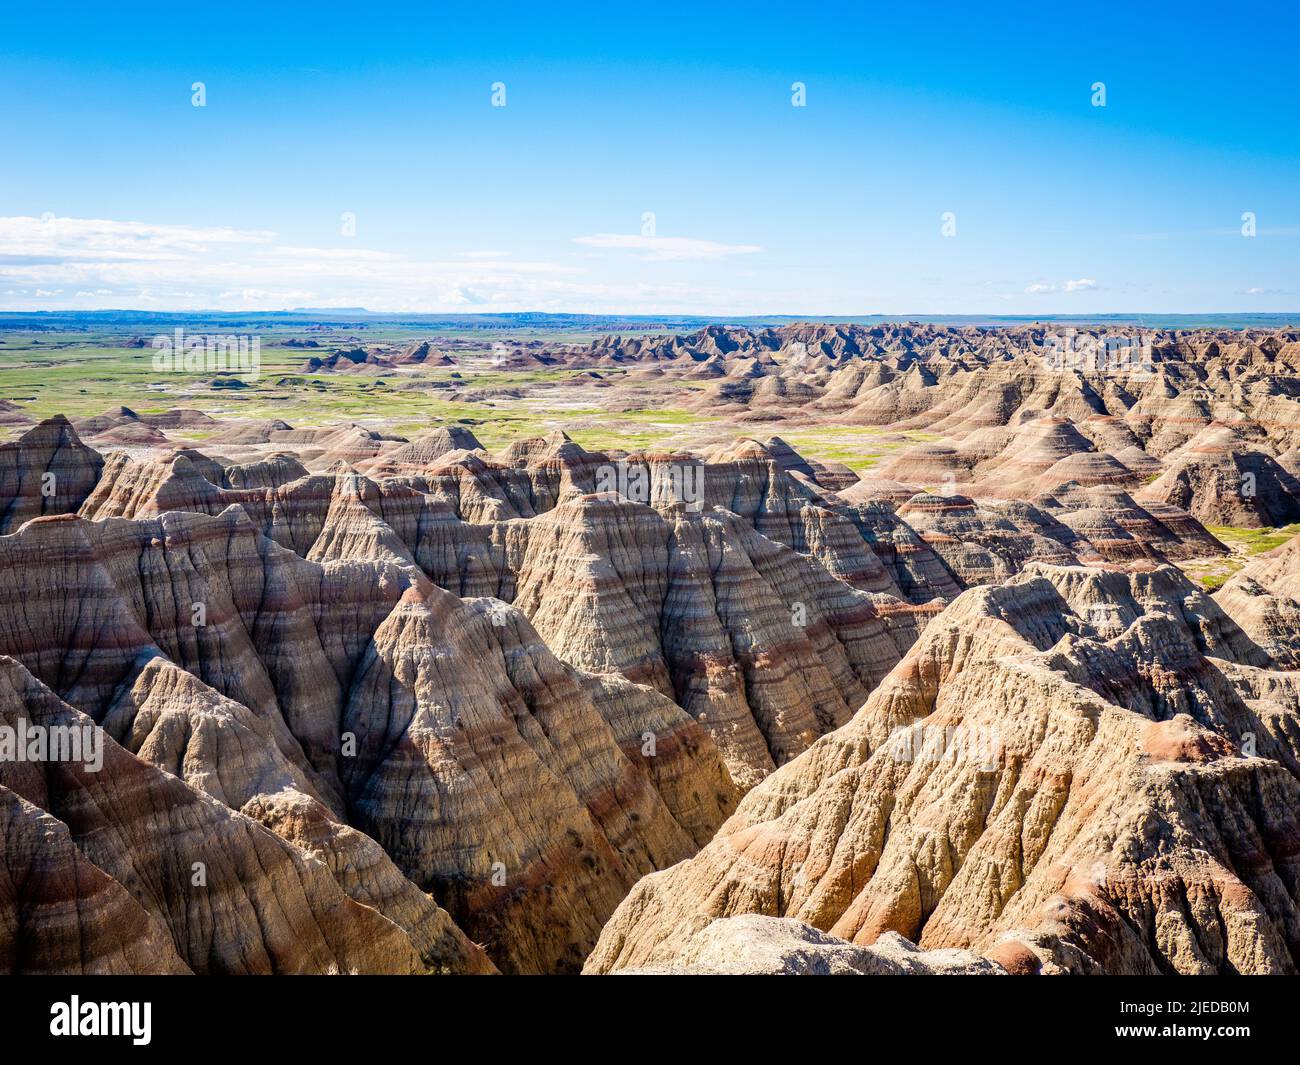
[{"x1": 1, "y1": 1, "x2": 1297, "y2": 314}]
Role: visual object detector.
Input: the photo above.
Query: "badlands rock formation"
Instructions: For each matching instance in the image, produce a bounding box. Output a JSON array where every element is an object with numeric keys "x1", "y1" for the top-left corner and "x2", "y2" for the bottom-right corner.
[
  {"x1": 588, "y1": 562, "x2": 1300, "y2": 975},
  {"x1": 561, "y1": 323, "x2": 1300, "y2": 530},
  {"x1": 0, "y1": 499, "x2": 733, "y2": 973},
  {"x1": 0, "y1": 415, "x2": 102, "y2": 533},
  {"x1": 4, "y1": 322, "x2": 1300, "y2": 976},
  {"x1": 74, "y1": 424, "x2": 943, "y2": 788},
  {"x1": 301, "y1": 340, "x2": 456, "y2": 373},
  {"x1": 1215, "y1": 535, "x2": 1300, "y2": 669},
  {"x1": 0, "y1": 652, "x2": 471, "y2": 975},
  {"x1": 63, "y1": 413, "x2": 1232, "y2": 787}
]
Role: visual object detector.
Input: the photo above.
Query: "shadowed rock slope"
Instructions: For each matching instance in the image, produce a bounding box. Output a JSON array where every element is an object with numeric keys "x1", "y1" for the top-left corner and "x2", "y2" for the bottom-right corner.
[
  {"x1": 1216, "y1": 532, "x2": 1300, "y2": 669},
  {"x1": 0, "y1": 653, "x2": 461, "y2": 975},
  {"x1": 0, "y1": 506, "x2": 734, "y2": 973}
]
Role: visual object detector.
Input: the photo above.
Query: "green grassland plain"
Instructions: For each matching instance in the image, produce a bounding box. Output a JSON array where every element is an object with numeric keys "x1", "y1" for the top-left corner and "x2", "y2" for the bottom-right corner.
[{"x1": 0, "y1": 327, "x2": 932, "y2": 462}]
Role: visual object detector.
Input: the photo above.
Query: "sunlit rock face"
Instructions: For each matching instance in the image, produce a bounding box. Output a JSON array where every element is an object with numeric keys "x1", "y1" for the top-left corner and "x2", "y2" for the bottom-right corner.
[{"x1": 587, "y1": 564, "x2": 1300, "y2": 976}]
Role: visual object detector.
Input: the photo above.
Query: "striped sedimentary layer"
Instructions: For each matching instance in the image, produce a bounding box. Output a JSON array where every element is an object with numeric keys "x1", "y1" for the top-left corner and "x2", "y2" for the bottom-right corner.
[
  {"x1": 77, "y1": 429, "x2": 940, "y2": 785},
  {"x1": 0, "y1": 506, "x2": 734, "y2": 973},
  {"x1": 586, "y1": 563, "x2": 1300, "y2": 975}
]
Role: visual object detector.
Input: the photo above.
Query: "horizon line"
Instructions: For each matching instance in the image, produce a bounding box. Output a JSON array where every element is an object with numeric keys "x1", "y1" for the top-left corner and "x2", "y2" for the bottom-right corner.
[{"x1": 3, "y1": 309, "x2": 1300, "y2": 320}]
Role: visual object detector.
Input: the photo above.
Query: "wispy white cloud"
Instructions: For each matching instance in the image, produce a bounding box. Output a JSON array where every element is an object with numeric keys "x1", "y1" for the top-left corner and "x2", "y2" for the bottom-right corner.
[
  {"x1": 0, "y1": 215, "x2": 274, "y2": 263},
  {"x1": 1023, "y1": 278, "x2": 1098, "y2": 295},
  {"x1": 573, "y1": 233, "x2": 762, "y2": 261},
  {"x1": 0, "y1": 215, "x2": 773, "y2": 313}
]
